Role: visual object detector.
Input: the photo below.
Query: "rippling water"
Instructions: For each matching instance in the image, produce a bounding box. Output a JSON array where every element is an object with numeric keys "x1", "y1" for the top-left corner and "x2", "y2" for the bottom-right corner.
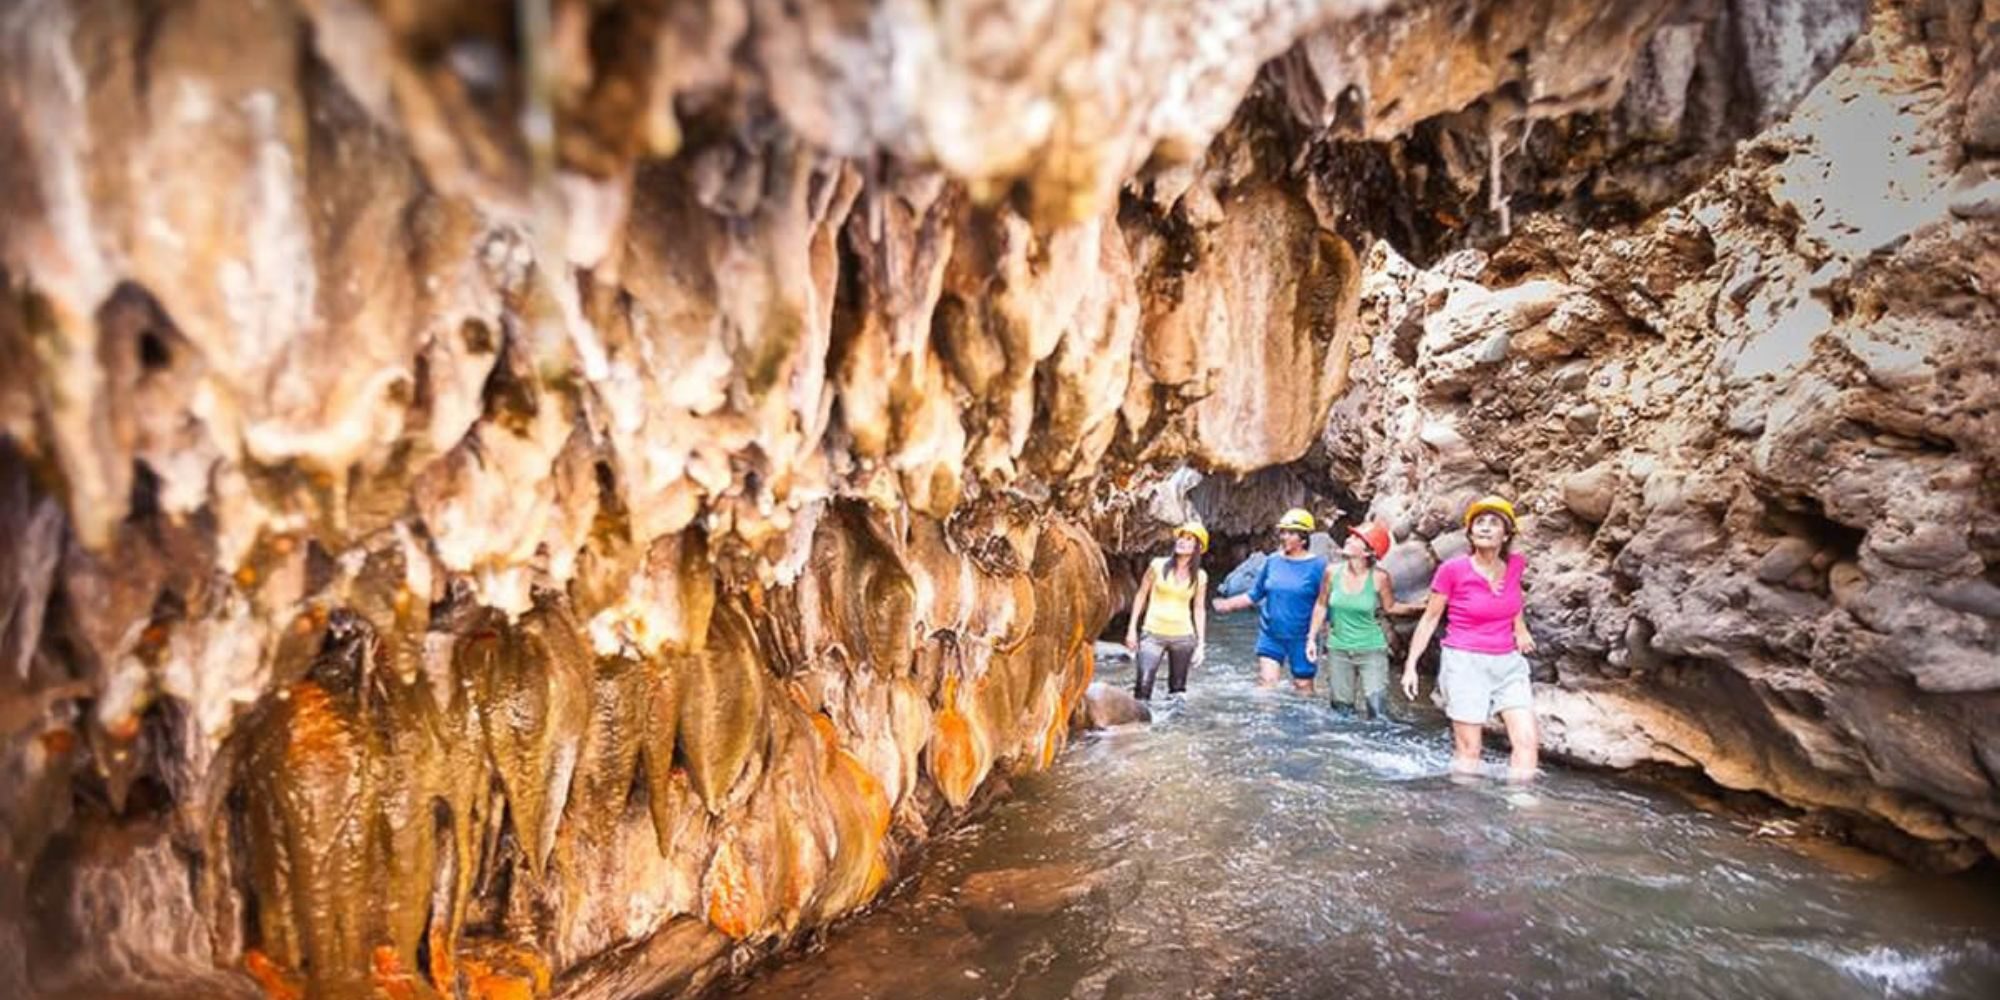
[{"x1": 729, "y1": 614, "x2": 2000, "y2": 999}]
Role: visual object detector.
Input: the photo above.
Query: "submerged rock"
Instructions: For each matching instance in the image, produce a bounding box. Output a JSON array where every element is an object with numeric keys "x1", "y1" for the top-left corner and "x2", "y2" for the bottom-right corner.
[
  {"x1": 1079, "y1": 683, "x2": 1154, "y2": 730},
  {"x1": 956, "y1": 859, "x2": 1144, "y2": 931}
]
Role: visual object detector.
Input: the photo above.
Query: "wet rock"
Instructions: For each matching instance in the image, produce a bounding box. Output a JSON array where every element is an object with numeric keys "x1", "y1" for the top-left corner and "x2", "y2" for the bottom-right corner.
[
  {"x1": 1079, "y1": 683, "x2": 1153, "y2": 729},
  {"x1": 553, "y1": 919, "x2": 730, "y2": 1000},
  {"x1": 956, "y1": 859, "x2": 1143, "y2": 931}
]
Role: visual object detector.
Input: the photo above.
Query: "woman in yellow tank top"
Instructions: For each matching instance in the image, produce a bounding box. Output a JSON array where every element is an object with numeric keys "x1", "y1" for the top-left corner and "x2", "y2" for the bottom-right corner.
[{"x1": 1124, "y1": 522, "x2": 1210, "y2": 700}]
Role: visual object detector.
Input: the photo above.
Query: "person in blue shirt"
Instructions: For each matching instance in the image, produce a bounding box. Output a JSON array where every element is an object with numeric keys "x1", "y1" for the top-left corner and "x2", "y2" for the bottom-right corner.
[{"x1": 1213, "y1": 508, "x2": 1328, "y2": 693}]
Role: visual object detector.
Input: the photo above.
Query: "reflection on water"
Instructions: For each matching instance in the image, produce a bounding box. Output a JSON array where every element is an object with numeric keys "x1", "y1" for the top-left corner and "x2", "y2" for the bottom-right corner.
[{"x1": 729, "y1": 615, "x2": 2000, "y2": 999}]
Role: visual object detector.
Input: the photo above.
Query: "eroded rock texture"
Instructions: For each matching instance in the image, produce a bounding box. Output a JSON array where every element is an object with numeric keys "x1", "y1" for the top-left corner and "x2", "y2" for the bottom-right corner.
[
  {"x1": 0, "y1": 0, "x2": 1967, "y2": 996},
  {"x1": 1326, "y1": 0, "x2": 2000, "y2": 869}
]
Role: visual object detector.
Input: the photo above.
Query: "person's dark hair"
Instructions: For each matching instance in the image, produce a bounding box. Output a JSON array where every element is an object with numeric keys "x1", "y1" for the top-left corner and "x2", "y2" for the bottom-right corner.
[
  {"x1": 1167, "y1": 544, "x2": 1204, "y2": 586},
  {"x1": 1464, "y1": 513, "x2": 1516, "y2": 560}
]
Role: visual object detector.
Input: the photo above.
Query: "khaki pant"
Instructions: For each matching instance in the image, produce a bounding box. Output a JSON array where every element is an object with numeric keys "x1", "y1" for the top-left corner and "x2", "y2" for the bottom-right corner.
[{"x1": 1325, "y1": 647, "x2": 1391, "y2": 718}]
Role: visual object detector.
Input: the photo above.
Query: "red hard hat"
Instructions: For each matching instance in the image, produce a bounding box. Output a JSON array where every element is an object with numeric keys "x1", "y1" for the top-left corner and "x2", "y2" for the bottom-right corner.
[{"x1": 1347, "y1": 521, "x2": 1392, "y2": 561}]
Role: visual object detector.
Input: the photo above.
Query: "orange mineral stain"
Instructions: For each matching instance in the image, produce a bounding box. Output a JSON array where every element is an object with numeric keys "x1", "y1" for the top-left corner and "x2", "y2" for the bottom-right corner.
[
  {"x1": 105, "y1": 713, "x2": 141, "y2": 741},
  {"x1": 459, "y1": 943, "x2": 550, "y2": 1000},
  {"x1": 243, "y1": 949, "x2": 304, "y2": 1000},
  {"x1": 926, "y1": 678, "x2": 983, "y2": 809},
  {"x1": 371, "y1": 945, "x2": 421, "y2": 1000},
  {"x1": 704, "y1": 839, "x2": 760, "y2": 939},
  {"x1": 427, "y1": 926, "x2": 457, "y2": 992}
]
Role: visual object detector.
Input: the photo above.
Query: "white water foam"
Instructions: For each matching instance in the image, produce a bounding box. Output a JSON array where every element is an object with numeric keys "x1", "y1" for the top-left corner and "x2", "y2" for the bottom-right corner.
[
  {"x1": 1816, "y1": 945, "x2": 1947, "y2": 996},
  {"x1": 1343, "y1": 746, "x2": 1447, "y2": 780}
]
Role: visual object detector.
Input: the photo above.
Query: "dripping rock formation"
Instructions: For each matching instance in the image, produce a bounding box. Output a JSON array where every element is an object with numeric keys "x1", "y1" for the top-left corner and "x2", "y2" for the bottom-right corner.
[{"x1": 0, "y1": 0, "x2": 1991, "y2": 997}]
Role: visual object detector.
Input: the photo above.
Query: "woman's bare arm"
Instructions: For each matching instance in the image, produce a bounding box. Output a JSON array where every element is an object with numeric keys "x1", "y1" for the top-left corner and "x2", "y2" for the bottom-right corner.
[
  {"x1": 1193, "y1": 573, "x2": 1209, "y2": 664},
  {"x1": 1377, "y1": 568, "x2": 1421, "y2": 615},
  {"x1": 1306, "y1": 565, "x2": 1333, "y2": 663},
  {"x1": 1513, "y1": 610, "x2": 1537, "y2": 655},
  {"x1": 1400, "y1": 592, "x2": 1448, "y2": 697},
  {"x1": 1126, "y1": 570, "x2": 1155, "y2": 649}
]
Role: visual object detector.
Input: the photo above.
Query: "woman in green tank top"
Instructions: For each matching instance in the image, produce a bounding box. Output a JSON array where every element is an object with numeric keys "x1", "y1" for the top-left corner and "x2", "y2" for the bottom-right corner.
[{"x1": 1308, "y1": 521, "x2": 1422, "y2": 719}]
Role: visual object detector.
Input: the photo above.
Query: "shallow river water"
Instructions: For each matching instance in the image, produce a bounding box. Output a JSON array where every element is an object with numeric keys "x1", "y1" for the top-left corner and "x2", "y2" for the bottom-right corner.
[{"x1": 729, "y1": 614, "x2": 2000, "y2": 1000}]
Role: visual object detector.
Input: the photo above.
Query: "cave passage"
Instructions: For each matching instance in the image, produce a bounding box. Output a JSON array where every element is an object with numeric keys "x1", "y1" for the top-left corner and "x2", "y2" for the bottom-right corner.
[
  {"x1": 735, "y1": 613, "x2": 2000, "y2": 1000},
  {"x1": 5, "y1": 0, "x2": 1998, "y2": 997}
]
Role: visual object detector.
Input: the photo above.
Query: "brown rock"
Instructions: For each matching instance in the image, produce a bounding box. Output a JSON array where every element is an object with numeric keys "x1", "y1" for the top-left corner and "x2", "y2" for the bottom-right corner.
[
  {"x1": 1561, "y1": 464, "x2": 1620, "y2": 524},
  {"x1": 1080, "y1": 682, "x2": 1153, "y2": 729},
  {"x1": 1754, "y1": 538, "x2": 1818, "y2": 584},
  {"x1": 956, "y1": 859, "x2": 1142, "y2": 931}
]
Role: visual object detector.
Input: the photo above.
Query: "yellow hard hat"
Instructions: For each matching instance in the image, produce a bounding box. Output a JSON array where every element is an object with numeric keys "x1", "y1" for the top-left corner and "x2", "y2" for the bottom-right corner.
[
  {"x1": 1174, "y1": 522, "x2": 1210, "y2": 553},
  {"x1": 1276, "y1": 508, "x2": 1316, "y2": 533},
  {"x1": 1463, "y1": 495, "x2": 1517, "y2": 530}
]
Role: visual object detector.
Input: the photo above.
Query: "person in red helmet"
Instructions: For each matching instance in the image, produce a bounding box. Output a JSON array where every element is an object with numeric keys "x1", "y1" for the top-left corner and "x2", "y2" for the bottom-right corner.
[
  {"x1": 1309, "y1": 520, "x2": 1422, "y2": 720},
  {"x1": 1401, "y1": 496, "x2": 1540, "y2": 781}
]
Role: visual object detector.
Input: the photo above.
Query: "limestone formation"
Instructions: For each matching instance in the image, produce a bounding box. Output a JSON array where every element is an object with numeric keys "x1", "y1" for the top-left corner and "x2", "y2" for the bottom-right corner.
[{"x1": 2, "y1": 0, "x2": 1986, "y2": 997}]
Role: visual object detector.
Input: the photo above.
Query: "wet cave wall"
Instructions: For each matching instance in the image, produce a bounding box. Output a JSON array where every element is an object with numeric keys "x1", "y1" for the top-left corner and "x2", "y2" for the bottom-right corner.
[{"x1": 0, "y1": 0, "x2": 1988, "y2": 997}]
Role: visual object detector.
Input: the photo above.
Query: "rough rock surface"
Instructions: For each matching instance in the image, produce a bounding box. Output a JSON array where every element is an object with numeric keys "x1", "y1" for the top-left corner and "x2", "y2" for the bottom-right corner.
[
  {"x1": 1323, "y1": 0, "x2": 2000, "y2": 869},
  {"x1": 0, "y1": 0, "x2": 1959, "y2": 997},
  {"x1": 1077, "y1": 682, "x2": 1153, "y2": 730}
]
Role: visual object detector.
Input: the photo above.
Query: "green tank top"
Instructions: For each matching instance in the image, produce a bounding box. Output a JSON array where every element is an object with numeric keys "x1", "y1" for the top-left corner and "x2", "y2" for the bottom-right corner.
[{"x1": 1326, "y1": 566, "x2": 1388, "y2": 651}]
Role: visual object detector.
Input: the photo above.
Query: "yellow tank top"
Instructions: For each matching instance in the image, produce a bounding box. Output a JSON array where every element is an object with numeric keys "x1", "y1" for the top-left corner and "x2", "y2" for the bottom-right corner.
[{"x1": 1142, "y1": 558, "x2": 1202, "y2": 637}]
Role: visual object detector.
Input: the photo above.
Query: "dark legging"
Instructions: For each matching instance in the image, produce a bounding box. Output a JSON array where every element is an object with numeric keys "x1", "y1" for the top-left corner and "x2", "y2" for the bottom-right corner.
[{"x1": 1135, "y1": 633, "x2": 1196, "y2": 700}]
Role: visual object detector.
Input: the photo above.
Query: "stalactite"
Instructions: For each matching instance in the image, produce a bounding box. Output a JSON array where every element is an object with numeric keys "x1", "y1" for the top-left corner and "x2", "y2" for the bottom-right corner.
[{"x1": 675, "y1": 600, "x2": 770, "y2": 816}]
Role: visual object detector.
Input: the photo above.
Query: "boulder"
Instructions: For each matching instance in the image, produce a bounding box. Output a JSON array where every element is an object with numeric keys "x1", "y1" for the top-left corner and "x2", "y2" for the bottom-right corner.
[
  {"x1": 1379, "y1": 541, "x2": 1438, "y2": 601},
  {"x1": 1217, "y1": 551, "x2": 1267, "y2": 597},
  {"x1": 1561, "y1": 464, "x2": 1620, "y2": 524},
  {"x1": 1080, "y1": 682, "x2": 1153, "y2": 729},
  {"x1": 1754, "y1": 538, "x2": 1818, "y2": 584}
]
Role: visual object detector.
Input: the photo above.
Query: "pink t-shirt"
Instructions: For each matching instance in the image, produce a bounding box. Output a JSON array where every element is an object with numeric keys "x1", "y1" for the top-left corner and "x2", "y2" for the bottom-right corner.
[{"x1": 1430, "y1": 554, "x2": 1527, "y2": 654}]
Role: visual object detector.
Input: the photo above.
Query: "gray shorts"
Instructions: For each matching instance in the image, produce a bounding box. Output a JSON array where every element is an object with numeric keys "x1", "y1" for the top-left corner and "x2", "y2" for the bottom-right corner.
[{"x1": 1437, "y1": 646, "x2": 1533, "y2": 725}]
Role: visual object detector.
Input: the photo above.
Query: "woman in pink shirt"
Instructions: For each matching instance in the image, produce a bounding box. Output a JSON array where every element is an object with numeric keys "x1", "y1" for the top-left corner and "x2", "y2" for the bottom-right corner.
[{"x1": 1400, "y1": 496, "x2": 1540, "y2": 781}]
